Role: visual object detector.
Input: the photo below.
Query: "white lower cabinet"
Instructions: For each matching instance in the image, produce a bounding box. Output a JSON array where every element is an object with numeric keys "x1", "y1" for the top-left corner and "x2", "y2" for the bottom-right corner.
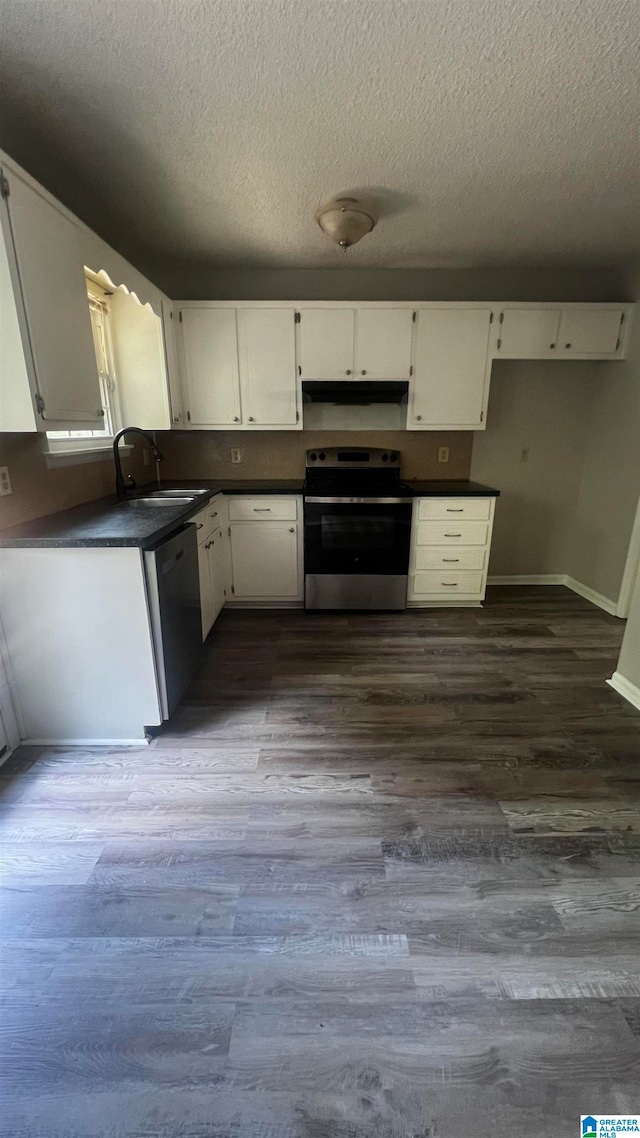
[
  {"x1": 227, "y1": 496, "x2": 303, "y2": 604},
  {"x1": 408, "y1": 497, "x2": 496, "y2": 605},
  {"x1": 193, "y1": 494, "x2": 229, "y2": 639}
]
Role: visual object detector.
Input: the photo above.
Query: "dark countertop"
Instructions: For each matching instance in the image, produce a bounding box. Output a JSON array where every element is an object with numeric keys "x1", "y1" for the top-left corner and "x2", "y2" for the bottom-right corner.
[
  {"x1": 0, "y1": 478, "x2": 498, "y2": 549},
  {"x1": 405, "y1": 480, "x2": 500, "y2": 496},
  {"x1": 0, "y1": 481, "x2": 305, "y2": 550}
]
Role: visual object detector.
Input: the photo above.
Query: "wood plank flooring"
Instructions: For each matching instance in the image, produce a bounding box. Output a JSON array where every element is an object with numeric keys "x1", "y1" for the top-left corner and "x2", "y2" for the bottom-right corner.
[{"x1": 1, "y1": 585, "x2": 640, "y2": 1137}]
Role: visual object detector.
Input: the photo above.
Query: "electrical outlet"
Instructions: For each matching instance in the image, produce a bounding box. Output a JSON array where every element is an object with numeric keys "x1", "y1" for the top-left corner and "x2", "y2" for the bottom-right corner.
[
  {"x1": 231, "y1": 448, "x2": 242, "y2": 465},
  {"x1": 438, "y1": 447, "x2": 449, "y2": 463},
  {"x1": 0, "y1": 467, "x2": 12, "y2": 496},
  {"x1": 520, "y1": 447, "x2": 530, "y2": 462}
]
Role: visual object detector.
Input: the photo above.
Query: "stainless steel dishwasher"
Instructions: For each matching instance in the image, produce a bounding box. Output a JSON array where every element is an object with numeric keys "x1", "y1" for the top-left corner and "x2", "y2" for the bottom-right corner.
[{"x1": 144, "y1": 524, "x2": 202, "y2": 719}]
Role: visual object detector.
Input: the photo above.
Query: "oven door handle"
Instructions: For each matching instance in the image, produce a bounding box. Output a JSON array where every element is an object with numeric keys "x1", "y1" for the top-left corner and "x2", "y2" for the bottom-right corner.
[{"x1": 304, "y1": 496, "x2": 414, "y2": 504}]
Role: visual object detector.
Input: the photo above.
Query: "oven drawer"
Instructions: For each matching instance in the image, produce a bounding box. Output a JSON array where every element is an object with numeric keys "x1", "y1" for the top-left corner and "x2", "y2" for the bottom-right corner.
[
  {"x1": 228, "y1": 497, "x2": 298, "y2": 521},
  {"x1": 416, "y1": 521, "x2": 489, "y2": 546},
  {"x1": 411, "y1": 571, "x2": 484, "y2": 596},
  {"x1": 417, "y1": 497, "x2": 492, "y2": 521},
  {"x1": 413, "y1": 546, "x2": 486, "y2": 571}
]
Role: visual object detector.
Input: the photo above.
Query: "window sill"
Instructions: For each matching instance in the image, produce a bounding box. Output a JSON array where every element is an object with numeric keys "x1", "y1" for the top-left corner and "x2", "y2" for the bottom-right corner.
[{"x1": 44, "y1": 443, "x2": 133, "y2": 469}]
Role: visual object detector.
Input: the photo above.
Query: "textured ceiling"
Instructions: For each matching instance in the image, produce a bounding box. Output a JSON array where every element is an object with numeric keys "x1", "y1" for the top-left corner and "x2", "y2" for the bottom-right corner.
[{"x1": 0, "y1": 0, "x2": 639, "y2": 281}]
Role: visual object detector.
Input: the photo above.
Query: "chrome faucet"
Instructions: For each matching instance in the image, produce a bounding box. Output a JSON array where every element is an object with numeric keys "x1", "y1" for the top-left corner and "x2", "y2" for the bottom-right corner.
[{"x1": 113, "y1": 427, "x2": 163, "y2": 500}]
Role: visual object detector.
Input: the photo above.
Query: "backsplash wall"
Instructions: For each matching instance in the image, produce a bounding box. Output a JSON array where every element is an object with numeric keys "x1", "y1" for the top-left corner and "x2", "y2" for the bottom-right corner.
[
  {"x1": 0, "y1": 434, "x2": 148, "y2": 529},
  {"x1": 157, "y1": 430, "x2": 472, "y2": 481}
]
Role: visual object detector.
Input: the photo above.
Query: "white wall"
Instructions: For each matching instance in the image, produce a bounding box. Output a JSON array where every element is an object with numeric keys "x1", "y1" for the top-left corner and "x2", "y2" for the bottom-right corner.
[
  {"x1": 566, "y1": 300, "x2": 640, "y2": 603},
  {"x1": 470, "y1": 363, "x2": 591, "y2": 576},
  {"x1": 610, "y1": 568, "x2": 640, "y2": 706}
]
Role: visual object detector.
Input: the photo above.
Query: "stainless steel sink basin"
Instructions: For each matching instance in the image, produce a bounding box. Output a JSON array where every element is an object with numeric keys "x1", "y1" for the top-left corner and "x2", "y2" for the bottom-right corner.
[
  {"x1": 141, "y1": 488, "x2": 210, "y2": 498},
  {"x1": 116, "y1": 497, "x2": 197, "y2": 508}
]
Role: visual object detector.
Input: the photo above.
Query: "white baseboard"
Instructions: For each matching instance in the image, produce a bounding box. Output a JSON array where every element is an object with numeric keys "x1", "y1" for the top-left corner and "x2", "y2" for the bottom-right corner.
[
  {"x1": 22, "y1": 736, "x2": 152, "y2": 747},
  {"x1": 608, "y1": 671, "x2": 640, "y2": 712},
  {"x1": 488, "y1": 574, "x2": 620, "y2": 616},
  {"x1": 488, "y1": 574, "x2": 566, "y2": 585}
]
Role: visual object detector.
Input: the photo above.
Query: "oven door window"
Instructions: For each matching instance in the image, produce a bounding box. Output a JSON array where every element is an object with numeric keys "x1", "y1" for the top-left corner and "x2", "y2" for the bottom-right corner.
[
  {"x1": 304, "y1": 502, "x2": 412, "y2": 575},
  {"x1": 322, "y1": 514, "x2": 395, "y2": 551}
]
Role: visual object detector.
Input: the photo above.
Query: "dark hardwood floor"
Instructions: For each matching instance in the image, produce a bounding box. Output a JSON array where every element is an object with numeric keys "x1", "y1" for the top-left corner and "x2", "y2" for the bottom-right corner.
[{"x1": 1, "y1": 585, "x2": 640, "y2": 1137}]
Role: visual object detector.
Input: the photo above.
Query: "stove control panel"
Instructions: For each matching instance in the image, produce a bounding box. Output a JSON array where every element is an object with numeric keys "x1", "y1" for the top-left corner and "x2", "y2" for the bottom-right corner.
[{"x1": 305, "y1": 447, "x2": 401, "y2": 469}]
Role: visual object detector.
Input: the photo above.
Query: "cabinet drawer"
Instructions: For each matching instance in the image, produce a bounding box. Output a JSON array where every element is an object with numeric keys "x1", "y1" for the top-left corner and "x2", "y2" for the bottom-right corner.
[
  {"x1": 417, "y1": 497, "x2": 491, "y2": 521},
  {"x1": 228, "y1": 497, "x2": 298, "y2": 521},
  {"x1": 192, "y1": 495, "x2": 223, "y2": 543},
  {"x1": 416, "y1": 521, "x2": 489, "y2": 546},
  {"x1": 414, "y1": 546, "x2": 486, "y2": 571},
  {"x1": 412, "y1": 571, "x2": 483, "y2": 596}
]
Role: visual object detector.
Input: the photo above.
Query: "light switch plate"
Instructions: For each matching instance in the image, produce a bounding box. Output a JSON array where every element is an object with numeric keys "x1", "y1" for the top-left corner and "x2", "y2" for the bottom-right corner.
[{"x1": 0, "y1": 467, "x2": 12, "y2": 495}]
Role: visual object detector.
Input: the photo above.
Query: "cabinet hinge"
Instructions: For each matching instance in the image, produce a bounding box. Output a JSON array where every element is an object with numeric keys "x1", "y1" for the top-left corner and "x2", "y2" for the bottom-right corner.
[
  {"x1": 0, "y1": 172, "x2": 9, "y2": 199},
  {"x1": 228, "y1": 526, "x2": 231, "y2": 537},
  {"x1": 298, "y1": 365, "x2": 301, "y2": 376},
  {"x1": 499, "y1": 312, "x2": 504, "y2": 324},
  {"x1": 620, "y1": 313, "x2": 625, "y2": 324},
  {"x1": 412, "y1": 311, "x2": 416, "y2": 322},
  {"x1": 296, "y1": 410, "x2": 299, "y2": 421},
  {"x1": 496, "y1": 338, "x2": 501, "y2": 350},
  {"x1": 179, "y1": 311, "x2": 183, "y2": 323},
  {"x1": 294, "y1": 312, "x2": 301, "y2": 323},
  {"x1": 231, "y1": 584, "x2": 235, "y2": 594},
  {"x1": 35, "y1": 393, "x2": 46, "y2": 416},
  {"x1": 187, "y1": 410, "x2": 191, "y2": 422},
  {"x1": 480, "y1": 411, "x2": 484, "y2": 421},
  {"x1": 615, "y1": 338, "x2": 620, "y2": 351},
  {"x1": 409, "y1": 365, "x2": 413, "y2": 376},
  {"x1": 489, "y1": 312, "x2": 494, "y2": 323}
]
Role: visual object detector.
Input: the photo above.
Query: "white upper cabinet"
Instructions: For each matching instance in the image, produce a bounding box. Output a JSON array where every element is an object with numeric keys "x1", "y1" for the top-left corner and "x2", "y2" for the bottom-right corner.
[
  {"x1": 161, "y1": 300, "x2": 183, "y2": 425},
  {"x1": 0, "y1": 188, "x2": 36, "y2": 431},
  {"x1": 354, "y1": 308, "x2": 414, "y2": 379},
  {"x1": 494, "y1": 306, "x2": 629, "y2": 359},
  {"x1": 237, "y1": 308, "x2": 298, "y2": 426},
  {"x1": 409, "y1": 308, "x2": 492, "y2": 430},
  {"x1": 496, "y1": 309, "x2": 561, "y2": 357},
  {"x1": 556, "y1": 308, "x2": 625, "y2": 356},
  {"x1": 298, "y1": 308, "x2": 355, "y2": 379},
  {"x1": 3, "y1": 167, "x2": 102, "y2": 427},
  {"x1": 180, "y1": 307, "x2": 241, "y2": 426}
]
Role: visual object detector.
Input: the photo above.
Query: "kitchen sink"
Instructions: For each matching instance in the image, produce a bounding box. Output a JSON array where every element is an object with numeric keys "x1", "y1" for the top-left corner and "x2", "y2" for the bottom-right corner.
[
  {"x1": 140, "y1": 488, "x2": 211, "y2": 498},
  {"x1": 116, "y1": 497, "x2": 197, "y2": 508}
]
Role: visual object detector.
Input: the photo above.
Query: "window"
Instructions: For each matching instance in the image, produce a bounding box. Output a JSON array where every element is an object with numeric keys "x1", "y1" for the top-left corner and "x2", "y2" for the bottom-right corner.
[{"x1": 47, "y1": 279, "x2": 121, "y2": 450}]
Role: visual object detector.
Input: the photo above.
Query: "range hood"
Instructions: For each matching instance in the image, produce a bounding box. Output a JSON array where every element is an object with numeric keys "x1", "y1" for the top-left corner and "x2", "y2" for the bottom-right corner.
[{"x1": 302, "y1": 380, "x2": 408, "y2": 406}]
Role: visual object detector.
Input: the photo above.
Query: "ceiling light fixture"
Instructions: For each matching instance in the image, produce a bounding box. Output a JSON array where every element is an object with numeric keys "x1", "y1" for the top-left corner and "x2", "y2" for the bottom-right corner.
[{"x1": 315, "y1": 195, "x2": 377, "y2": 250}]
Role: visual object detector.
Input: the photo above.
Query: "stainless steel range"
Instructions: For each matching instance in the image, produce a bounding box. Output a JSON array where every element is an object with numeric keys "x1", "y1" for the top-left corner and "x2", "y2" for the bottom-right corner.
[{"x1": 303, "y1": 447, "x2": 413, "y2": 610}]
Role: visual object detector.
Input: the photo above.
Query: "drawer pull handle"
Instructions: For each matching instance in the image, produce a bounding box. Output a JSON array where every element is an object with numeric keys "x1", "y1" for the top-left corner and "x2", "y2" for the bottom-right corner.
[
  {"x1": 442, "y1": 558, "x2": 459, "y2": 562},
  {"x1": 253, "y1": 508, "x2": 271, "y2": 512},
  {"x1": 441, "y1": 581, "x2": 458, "y2": 586},
  {"x1": 446, "y1": 508, "x2": 464, "y2": 512},
  {"x1": 444, "y1": 532, "x2": 462, "y2": 537},
  {"x1": 196, "y1": 523, "x2": 204, "y2": 530},
  {"x1": 210, "y1": 511, "x2": 218, "y2": 518}
]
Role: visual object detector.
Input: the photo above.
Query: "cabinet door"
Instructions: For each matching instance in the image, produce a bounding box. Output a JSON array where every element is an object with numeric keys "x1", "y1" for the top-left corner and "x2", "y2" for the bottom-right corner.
[
  {"x1": 298, "y1": 308, "x2": 354, "y2": 379},
  {"x1": 180, "y1": 307, "x2": 241, "y2": 426},
  {"x1": 0, "y1": 189, "x2": 36, "y2": 430},
  {"x1": 354, "y1": 308, "x2": 414, "y2": 378},
  {"x1": 230, "y1": 522, "x2": 300, "y2": 599},
  {"x1": 238, "y1": 308, "x2": 298, "y2": 427},
  {"x1": 162, "y1": 300, "x2": 183, "y2": 425},
  {"x1": 208, "y1": 529, "x2": 227, "y2": 622},
  {"x1": 5, "y1": 169, "x2": 102, "y2": 426},
  {"x1": 409, "y1": 309, "x2": 492, "y2": 429},
  {"x1": 198, "y1": 539, "x2": 214, "y2": 639},
  {"x1": 496, "y1": 309, "x2": 560, "y2": 356},
  {"x1": 557, "y1": 309, "x2": 624, "y2": 356}
]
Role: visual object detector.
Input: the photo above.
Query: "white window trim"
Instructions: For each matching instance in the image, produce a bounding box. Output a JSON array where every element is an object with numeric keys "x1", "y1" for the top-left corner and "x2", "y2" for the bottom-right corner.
[{"x1": 44, "y1": 440, "x2": 133, "y2": 468}]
